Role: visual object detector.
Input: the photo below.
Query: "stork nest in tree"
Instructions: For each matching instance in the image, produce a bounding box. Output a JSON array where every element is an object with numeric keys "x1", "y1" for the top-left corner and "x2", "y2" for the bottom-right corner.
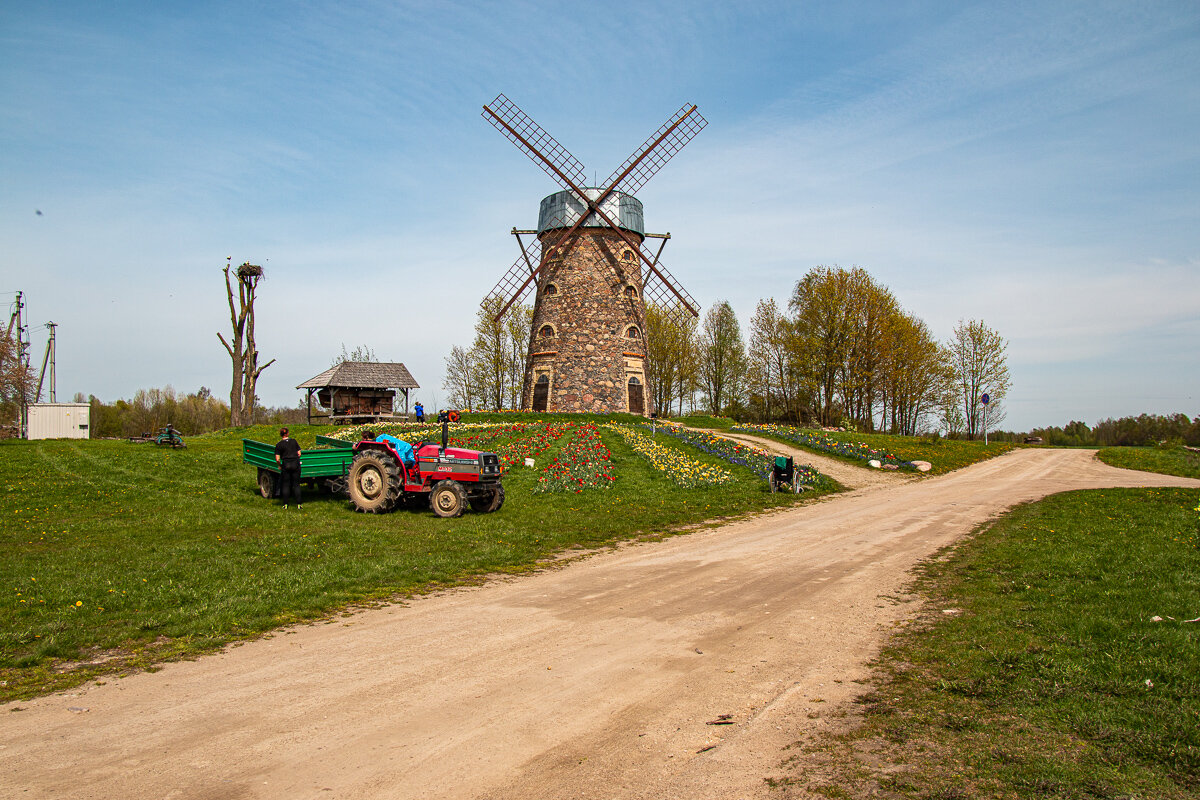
[{"x1": 237, "y1": 262, "x2": 265, "y2": 279}]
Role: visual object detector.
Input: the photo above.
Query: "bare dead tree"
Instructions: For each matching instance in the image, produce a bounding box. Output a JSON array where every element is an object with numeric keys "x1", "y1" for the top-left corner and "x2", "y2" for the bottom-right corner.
[{"x1": 218, "y1": 259, "x2": 275, "y2": 426}]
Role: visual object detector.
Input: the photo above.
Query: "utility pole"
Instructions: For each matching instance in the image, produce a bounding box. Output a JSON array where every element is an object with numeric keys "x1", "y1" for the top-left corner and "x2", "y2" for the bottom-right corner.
[
  {"x1": 3, "y1": 293, "x2": 31, "y2": 437},
  {"x1": 36, "y1": 321, "x2": 56, "y2": 403}
]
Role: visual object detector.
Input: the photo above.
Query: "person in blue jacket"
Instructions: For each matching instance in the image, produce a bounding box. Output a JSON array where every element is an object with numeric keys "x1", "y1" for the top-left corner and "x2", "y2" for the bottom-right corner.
[
  {"x1": 363, "y1": 430, "x2": 416, "y2": 467},
  {"x1": 414, "y1": 402, "x2": 425, "y2": 423}
]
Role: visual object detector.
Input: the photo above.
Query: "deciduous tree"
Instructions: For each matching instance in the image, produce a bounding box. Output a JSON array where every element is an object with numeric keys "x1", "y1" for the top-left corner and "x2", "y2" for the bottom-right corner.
[
  {"x1": 645, "y1": 302, "x2": 699, "y2": 417},
  {"x1": 0, "y1": 328, "x2": 35, "y2": 435},
  {"x1": 218, "y1": 259, "x2": 274, "y2": 426},
  {"x1": 698, "y1": 301, "x2": 745, "y2": 416},
  {"x1": 946, "y1": 318, "x2": 1011, "y2": 439},
  {"x1": 878, "y1": 313, "x2": 949, "y2": 435},
  {"x1": 442, "y1": 345, "x2": 479, "y2": 410}
]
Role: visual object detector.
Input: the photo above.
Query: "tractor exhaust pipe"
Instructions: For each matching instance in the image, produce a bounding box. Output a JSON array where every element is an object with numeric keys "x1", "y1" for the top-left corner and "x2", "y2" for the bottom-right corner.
[{"x1": 441, "y1": 420, "x2": 449, "y2": 453}]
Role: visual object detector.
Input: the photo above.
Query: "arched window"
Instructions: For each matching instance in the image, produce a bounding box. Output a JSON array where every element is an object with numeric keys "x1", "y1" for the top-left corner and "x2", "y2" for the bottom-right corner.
[
  {"x1": 623, "y1": 285, "x2": 638, "y2": 299},
  {"x1": 625, "y1": 325, "x2": 640, "y2": 339},
  {"x1": 539, "y1": 324, "x2": 555, "y2": 338},
  {"x1": 544, "y1": 283, "x2": 559, "y2": 296},
  {"x1": 621, "y1": 249, "x2": 635, "y2": 263}
]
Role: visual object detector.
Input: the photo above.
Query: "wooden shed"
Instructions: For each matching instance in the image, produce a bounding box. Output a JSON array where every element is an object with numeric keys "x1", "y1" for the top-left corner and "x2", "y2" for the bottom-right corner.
[{"x1": 297, "y1": 362, "x2": 420, "y2": 424}]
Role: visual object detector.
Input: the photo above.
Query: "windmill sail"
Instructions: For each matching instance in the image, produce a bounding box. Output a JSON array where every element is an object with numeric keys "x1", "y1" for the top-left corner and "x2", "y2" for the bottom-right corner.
[
  {"x1": 482, "y1": 238, "x2": 542, "y2": 311},
  {"x1": 639, "y1": 241, "x2": 699, "y2": 323},
  {"x1": 482, "y1": 95, "x2": 586, "y2": 191},
  {"x1": 602, "y1": 104, "x2": 708, "y2": 197}
]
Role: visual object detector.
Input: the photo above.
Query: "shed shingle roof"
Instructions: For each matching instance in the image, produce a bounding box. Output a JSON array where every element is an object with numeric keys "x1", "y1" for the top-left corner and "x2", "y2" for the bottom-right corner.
[{"x1": 297, "y1": 362, "x2": 420, "y2": 390}]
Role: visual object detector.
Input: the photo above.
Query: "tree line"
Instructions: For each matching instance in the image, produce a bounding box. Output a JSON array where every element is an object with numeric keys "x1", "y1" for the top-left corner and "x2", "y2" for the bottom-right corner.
[
  {"x1": 444, "y1": 265, "x2": 1011, "y2": 438},
  {"x1": 646, "y1": 266, "x2": 1011, "y2": 437},
  {"x1": 85, "y1": 387, "x2": 305, "y2": 439},
  {"x1": 1013, "y1": 414, "x2": 1200, "y2": 448}
]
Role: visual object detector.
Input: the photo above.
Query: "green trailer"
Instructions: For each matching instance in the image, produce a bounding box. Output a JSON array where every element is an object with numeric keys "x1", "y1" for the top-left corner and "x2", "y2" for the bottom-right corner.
[{"x1": 242, "y1": 434, "x2": 355, "y2": 498}]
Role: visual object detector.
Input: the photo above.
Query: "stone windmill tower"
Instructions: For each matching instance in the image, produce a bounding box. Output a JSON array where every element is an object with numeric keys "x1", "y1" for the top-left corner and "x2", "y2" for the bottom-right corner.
[{"x1": 481, "y1": 95, "x2": 705, "y2": 415}]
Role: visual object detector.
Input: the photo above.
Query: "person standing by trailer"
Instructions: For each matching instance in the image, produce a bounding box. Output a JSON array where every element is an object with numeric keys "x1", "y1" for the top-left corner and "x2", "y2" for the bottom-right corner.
[{"x1": 274, "y1": 427, "x2": 303, "y2": 510}]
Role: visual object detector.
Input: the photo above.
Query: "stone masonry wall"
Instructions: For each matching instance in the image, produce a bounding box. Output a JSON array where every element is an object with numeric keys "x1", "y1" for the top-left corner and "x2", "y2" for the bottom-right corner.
[{"x1": 521, "y1": 228, "x2": 652, "y2": 414}]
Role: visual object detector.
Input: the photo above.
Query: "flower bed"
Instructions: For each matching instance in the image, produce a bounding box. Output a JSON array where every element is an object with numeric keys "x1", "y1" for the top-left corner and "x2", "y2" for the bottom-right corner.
[
  {"x1": 731, "y1": 423, "x2": 915, "y2": 469},
  {"x1": 534, "y1": 424, "x2": 614, "y2": 494},
  {"x1": 605, "y1": 424, "x2": 732, "y2": 487},
  {"x1": 643, "y1": 424, "x2": 774, "y2": 475},
  {"x1": 496, "y1": 422, "x2": 573, "y2": 471},
  {"x1": 642, "y1": 424, "x2": 823, "y2": 487}
]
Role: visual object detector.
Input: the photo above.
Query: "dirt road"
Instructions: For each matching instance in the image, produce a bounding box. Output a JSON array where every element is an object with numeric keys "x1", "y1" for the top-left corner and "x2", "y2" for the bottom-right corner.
[{"x1": 3, "y1": 448, "x2": 1197, "y2": 800}]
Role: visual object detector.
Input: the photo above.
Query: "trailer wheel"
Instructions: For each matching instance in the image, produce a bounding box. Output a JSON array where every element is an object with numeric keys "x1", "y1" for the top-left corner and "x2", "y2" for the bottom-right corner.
[
  {"x1": 430, "y1": 480, "x2": 467, "y2": 518},
  {"x1": 349, "y1": 451, "x2": 402, "y2": 513},
  {"x1": 469, "y1": 485, "x2": 505, "y2": 513},
  {"x1": 257, "y1": 468, "x2": 277, "y2": 499}
]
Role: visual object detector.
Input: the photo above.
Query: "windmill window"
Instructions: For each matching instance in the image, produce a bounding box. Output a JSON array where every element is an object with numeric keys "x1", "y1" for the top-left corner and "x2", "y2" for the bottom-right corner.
[
  {"x1": 539, "y1": 325, "x2": 556, "y2": 338},
  {"x1": 621, "y1": 249, "x2": 635, "y2": 262},
  {"x1": 544, "y1": 283, "x2": 559, "y2": 296},
  {"x1": 625, "y1": 325, "x2": 640, "y2": 339},
  {"x1": 623, "y1": 285, "x2": 638, "y2": 299}
]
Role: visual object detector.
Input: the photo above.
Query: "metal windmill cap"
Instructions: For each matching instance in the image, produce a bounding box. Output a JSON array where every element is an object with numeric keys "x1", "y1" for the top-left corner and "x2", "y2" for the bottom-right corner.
[{"x1": 538, "y1": 188, "x2": 645, "y2": 236}]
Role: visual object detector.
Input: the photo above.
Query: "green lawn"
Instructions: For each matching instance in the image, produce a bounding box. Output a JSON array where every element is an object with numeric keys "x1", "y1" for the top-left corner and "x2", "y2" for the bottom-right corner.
[
  {"x1": 789, "y1": 487, "x2": 1200, "y2": 798},
  {"x1": 0, "y1": 420, "x2": 838, "y2": 701},
  {"x1": 1097, "y1": 445, "x2": 1200, "y2": 479}
]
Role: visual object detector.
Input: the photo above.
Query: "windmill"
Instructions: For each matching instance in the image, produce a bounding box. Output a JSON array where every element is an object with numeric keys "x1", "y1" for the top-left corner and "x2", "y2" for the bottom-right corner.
[{"x1": 481, "y1": 94, "x2": 706, "y2": 415}]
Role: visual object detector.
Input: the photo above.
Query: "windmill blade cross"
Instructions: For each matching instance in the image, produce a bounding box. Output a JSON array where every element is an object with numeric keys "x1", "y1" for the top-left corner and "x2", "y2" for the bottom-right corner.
[{"x1": 482, "y1": 96, "x2": 705, "y2": 320}]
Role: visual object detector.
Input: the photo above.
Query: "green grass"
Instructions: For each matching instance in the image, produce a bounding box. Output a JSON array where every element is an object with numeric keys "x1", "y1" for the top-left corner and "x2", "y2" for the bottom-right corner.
[
  {"x1": 0, "y1": 422, "x2": 838, "y2": 701},
  {"x1": 671, "y1": 414, "x2": 739, "y2": 430},
  {"x1": 790, "y1": 487, "x2": 1200, "y2": 798},
  {"x1": 1097, "y1": 445, "x2": 1200, "y2": 479}
]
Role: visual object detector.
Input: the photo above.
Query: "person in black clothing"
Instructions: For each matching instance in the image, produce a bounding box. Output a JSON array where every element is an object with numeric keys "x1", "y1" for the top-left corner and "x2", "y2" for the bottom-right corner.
[{"x1": 274, "y1": 427, "x2": 303, "y2": 509}]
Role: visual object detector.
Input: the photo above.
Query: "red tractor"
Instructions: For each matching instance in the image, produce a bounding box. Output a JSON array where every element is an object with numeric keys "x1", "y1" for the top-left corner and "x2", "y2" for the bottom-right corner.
[{"x1": 347, "y1": 423, "x2": 504, "y2": 518}]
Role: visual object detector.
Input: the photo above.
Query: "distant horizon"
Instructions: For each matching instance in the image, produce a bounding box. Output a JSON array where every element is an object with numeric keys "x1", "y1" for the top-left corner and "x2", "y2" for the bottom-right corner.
[
  {"x1": 59, "y1": 382, "x2": 1198, "y2": 437},
  {"x1": 4, "y1": 1, "x2": 1197, "y2": 432}
]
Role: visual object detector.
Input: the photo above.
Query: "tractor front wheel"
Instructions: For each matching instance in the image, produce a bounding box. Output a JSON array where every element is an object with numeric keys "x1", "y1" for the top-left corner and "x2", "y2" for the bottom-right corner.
[
  {"x1": 469, "y1": 484, "x2": 505, "y2": 514},
  {"x1": 430, "y1": 480, "x2": 467, "y2": 518},
  {"x1": 349, "y1": 451, "x2": 402, "y2": 513}
]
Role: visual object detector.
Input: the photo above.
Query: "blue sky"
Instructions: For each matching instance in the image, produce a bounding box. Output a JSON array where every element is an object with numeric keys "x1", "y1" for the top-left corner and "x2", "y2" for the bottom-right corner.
[{"x1": 3, "y1": 1, "x2": 1197, "y2": 431}]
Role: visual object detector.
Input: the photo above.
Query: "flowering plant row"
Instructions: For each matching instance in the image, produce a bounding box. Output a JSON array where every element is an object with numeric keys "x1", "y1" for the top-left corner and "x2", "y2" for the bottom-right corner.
[
  {"x1": 731, "y1": 423, "x2": 915, "y2": 469},
  {"x1": 534, "y1": 424, "x2": 615, "y2": 494},
  {"x1": 642, "y1": 424, "x2": 773, "y2": 474},
  {"x1": 642, "y1": 424, "x2": 824, "y2": 487},
  {"x1": 495, "y1": 422, "x2": 573, "y2": 471},
  {"x1": 605, "y1": 424, "x2": 732, "y2": 487}
]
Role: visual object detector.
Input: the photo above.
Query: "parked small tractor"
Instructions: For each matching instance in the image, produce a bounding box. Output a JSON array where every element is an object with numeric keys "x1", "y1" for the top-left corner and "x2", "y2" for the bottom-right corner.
[
  {"x1": 347, "y1": 424, "x2": 503, "y2": 517},
  {"x1": 242, "y1": 422, "x2": 503, "y2": 518}
]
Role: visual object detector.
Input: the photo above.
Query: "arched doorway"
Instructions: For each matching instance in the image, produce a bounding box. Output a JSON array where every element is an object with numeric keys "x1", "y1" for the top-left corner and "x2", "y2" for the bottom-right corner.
[
  {"x1": 627, "y1": 376, "x2": 644, "y2": 415},
  {"x1": 532, "y1": 373, "x2": 550, "y2": 412}
]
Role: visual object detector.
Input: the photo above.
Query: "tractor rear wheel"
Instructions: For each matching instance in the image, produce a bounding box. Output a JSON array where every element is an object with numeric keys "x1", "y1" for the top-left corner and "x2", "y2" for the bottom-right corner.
[
  {"x1": 469, "y1": 485, "x2": 505, "y2": 514},
  {"x1": 257, "y1": 468, "x2": 277, "y2": 499},
  {"x1": 430, "y1": 480, "x2": 467, "y2": 518},
  {"x1": 349, "y1": 451, "x2": 402, "y2": 513}
]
